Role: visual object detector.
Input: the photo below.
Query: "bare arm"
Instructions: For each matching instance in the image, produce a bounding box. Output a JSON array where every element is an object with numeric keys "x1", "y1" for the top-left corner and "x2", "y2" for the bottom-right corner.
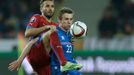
[
  {"x1": 25, "y1": 25, "x2": 56, "y2": 37},
  {"x1": 18, "y1": 38, "x2": 38, "y2": 62},
  {"x1": 8, "y1": 38, "x2": 38, "y2": 71}
]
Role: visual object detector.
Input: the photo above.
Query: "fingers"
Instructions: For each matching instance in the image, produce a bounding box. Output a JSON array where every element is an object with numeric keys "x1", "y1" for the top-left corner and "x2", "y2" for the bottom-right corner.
[
  {"x1": 9, "y1": 60, "x2": 17, "y2": 66},
  {"x1": 8, "y1": 60, "x2": 20, "y2": 71},
  {"x1": 8, "y1": 64, "x2": 16, "y2": 71},
  {"x1": 8, "y1": 61, "x2": 16, "y2": 71},
  {"x1": 46, "y1": 25, "x2": 55, "y2": 29},
  {"x1": 50, "y1": 26, "x2": 56, "y2": 32}
]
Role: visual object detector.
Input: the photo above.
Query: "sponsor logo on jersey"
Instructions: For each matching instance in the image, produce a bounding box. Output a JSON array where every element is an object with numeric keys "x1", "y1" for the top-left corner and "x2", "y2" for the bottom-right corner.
[{"x1": 30, "y1": 17, "x2": 36, "y2": 22}]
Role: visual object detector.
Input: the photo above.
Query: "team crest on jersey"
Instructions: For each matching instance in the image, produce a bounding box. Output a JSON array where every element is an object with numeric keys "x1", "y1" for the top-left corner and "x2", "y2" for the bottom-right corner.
[
  {"x1": 61, "y1": 36, "x2": 65, "y2": 40},
  {"x1": 30, "y1": 17, "x2": 36, "y2": 22}
]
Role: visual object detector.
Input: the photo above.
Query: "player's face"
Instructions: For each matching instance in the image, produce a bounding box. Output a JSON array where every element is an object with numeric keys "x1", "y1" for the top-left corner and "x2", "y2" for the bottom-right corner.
[
  {"x1": 60, "y1": 13, "x2": 73, "y2": 31},
  {"x1": 41, "y1": 1, "x2": 54, "y2": 19}
]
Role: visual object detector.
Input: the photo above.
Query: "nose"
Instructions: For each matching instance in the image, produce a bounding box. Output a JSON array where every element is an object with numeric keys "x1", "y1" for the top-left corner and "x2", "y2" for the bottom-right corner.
[
  {"x1": 49, "y1": 7, "x2": 52, "y2": 11},
  {"x1": 68, "y1": 20, "x2": 72, "y2": 25}
]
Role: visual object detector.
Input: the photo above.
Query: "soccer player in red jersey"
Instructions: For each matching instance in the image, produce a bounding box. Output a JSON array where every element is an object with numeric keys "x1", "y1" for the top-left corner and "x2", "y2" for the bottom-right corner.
[
  {"x1": 8, "y1": 0, "x2": 81, "y2": 75},
  {"x1": 8, "y1": 28, "x2": 82, "y2": 75},
  {"x1": 25, "y1": 0, "x2": 67, "y2": 67}
]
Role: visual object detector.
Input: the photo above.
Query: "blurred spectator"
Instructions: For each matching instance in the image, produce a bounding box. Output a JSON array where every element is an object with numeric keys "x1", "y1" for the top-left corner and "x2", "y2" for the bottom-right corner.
[
  {"x1": 0, "y1": 0, "x2": 40, "y2": 39},
  {"x1": 0, "y1": 12, "x2": 7, "y2": 38},
  {"x1": 122, "y1": 21, "x2": 134, "y2": 35},
  {"x1": 110, "y1": 0, "x2": 125, "y2": 16},
  {"x1": 98, "y1": 6, "x2": 118, "y2": 38},
  {"x1": 0, "y1": 0, "x2": 63, "y2": 39},
  {"x1": 4, "y1": 15, "x2": 18, "y2": 38},
  {"x1": 121, "y1": 0, "x2": 134, "y2": 18},
  {"x1": 112, "y1": 0, "x2": 134, "y2": 35}
]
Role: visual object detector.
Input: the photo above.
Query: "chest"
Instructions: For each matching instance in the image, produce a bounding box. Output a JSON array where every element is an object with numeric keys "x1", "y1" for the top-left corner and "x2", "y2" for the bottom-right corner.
[
  {"x1": 58, "y1": 31, "x2": 73, "y2": 53},
  {"x1": 39, "y1": 17, "x2": 56, "y2": 27},
  {"x1": 58, "y1": 32, "x2": 71, "y2": 43}
]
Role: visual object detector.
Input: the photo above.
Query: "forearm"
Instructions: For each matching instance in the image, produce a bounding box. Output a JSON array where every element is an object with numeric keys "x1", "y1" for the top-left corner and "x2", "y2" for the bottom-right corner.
[
  {"x1": 17, "y1": 42, "x2": 33, "y2": 62},
  {"x1": 25, "y1": 26, "x2": 48, "y2": 37},
  {"x1": 17, "y1": 38, "x2": 38, "y2": 62}
]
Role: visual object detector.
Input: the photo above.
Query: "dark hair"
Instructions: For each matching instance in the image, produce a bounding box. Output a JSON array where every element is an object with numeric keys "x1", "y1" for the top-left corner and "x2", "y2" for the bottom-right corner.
[
  {"x1": 40, "y1": 0, "x2": 54, "y2": 10},
  {"x1": 59, "y1": 7, "x2": 74, "y2": 19}
]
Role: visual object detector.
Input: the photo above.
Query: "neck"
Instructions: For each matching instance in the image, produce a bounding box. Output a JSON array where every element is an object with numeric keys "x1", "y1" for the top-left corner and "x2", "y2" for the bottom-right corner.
[
  {"x1": 59, "y1": 24, "x2": 68, "y2": 32},
  {"x1": 42, "y1": 14, "x2": 52, "y2": 21}
]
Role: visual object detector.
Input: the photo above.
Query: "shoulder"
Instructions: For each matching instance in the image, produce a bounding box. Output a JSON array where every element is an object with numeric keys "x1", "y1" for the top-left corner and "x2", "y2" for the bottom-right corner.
[
  {"x1": 30, "y1": 14, "x2": 41, "y2": 20},
  {"x1": 29, "y1": 14, "x2": 42, "y2": 22},
  {"x1": 52, "y1": 22, "x2": 59, "y2": 26},
  {"x1": 32, "y1": 14, "x2": 41, "y2": 17}
]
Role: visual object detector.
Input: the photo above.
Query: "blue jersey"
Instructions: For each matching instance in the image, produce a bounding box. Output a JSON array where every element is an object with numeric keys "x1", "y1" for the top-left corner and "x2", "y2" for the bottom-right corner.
[
  {"x1": 51, "y1": 26, "x2": 81, "y2": 75},
  {"x1": 51, "y1": 26, "x2": 76, "y2": 65}
]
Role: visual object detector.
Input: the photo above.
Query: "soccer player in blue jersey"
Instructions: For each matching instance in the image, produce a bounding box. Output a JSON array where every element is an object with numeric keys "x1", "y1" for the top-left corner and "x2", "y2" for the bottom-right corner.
[
  {"x1": 50, "y1": 7, "x2": 82, "y2": 75},
  {"x1": 8, "y1": 5, "x2": 82, "y2": 75}
]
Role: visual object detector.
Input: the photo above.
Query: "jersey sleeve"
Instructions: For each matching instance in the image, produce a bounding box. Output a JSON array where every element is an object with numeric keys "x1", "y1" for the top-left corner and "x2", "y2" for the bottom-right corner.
[{"x1": 27, "y1": 15, "x2": 40, "y2": 28}]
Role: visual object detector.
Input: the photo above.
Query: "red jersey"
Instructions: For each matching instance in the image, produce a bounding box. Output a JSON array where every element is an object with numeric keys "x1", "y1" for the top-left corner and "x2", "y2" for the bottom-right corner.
[
  {"x1": 27, "y1": 14, "x2": 57, "y2": 28},
  {"x1": 27, "y1": 14, "x2": 58, "y2": 37},
  {"x1": 27, "y1": 37, "x2": 51, "y2": 75},
  {"x1": 26, "y1": 14, "x2": 57, "y2": 75}
]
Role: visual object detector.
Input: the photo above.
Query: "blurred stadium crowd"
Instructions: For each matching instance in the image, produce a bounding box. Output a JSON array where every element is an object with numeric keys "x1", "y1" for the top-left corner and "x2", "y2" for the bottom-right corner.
[
  {"x1": 98, "y1": 0, "x2": 134, "y2": 38},
  {"x1": 84, "y1": 0, "x2": 134, "y2": 50},
  {"x1": 0, "y1": 0, "x2": 40, "y2": 38},
  {"x1": 1, "y1": 0, "x2": 134, "y2": 50}
]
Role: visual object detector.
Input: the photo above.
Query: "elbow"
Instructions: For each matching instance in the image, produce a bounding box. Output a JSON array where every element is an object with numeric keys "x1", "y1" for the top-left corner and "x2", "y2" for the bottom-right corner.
[
  {"x1": 29, "y1": 40, "x2": 35, "y2": 45},
  {"x1": 30, "y1": 38, "x2": 38, "y2": 45},
  {"x1": 25, "y1": 31, "x2": 30, "y2": 38}
]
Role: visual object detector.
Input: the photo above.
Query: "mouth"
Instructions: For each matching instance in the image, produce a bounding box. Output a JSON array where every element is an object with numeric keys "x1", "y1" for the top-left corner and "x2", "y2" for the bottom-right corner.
[
  {"x1": 48, "y1": 12, "x2": 53, "y2": 15},
  {"x1": 48, "y1": 10, "x2": 53, "y2": 13}
]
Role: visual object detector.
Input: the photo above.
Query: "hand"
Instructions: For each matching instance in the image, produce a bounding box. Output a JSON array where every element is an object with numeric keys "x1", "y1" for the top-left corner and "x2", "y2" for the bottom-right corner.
[
  {"x1": 50, "y1": 26, "x2": 56, "y2": 32},
  {"x1": 45, "y1": 25, "x2": 56, "y2": 32},
  {"x1": 44, "y1": 25, "x2": 56, "y2": 30},
  {"x1": 8, "y1": 60, "x2": 22, "y2": 71}
]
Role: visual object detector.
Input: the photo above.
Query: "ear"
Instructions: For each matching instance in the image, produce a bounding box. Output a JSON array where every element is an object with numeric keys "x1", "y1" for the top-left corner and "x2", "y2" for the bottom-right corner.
[
  {"x1": 57, "y1": 17, "x2": 60, "y2": 23},
  {"x1": 57, "y1": 16, "x2": 62, "y2": 22},
  {"x1": 40, "y1": 9, "x2": 43, "y2": 13},
  {"x1": 40, "y1": 7, "x2": 42, "y2": 12},
  {"x1": 58, "y1": 16, "x2": 62, "y2": 20}
]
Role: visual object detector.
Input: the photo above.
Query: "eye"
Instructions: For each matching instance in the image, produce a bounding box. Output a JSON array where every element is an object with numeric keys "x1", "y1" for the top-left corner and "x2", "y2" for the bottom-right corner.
[
  {"x1": 65, "y1": 18, "x2": 69, "y2": 20},
  {"x1": 51, "y1": 5, "x2": 54, "y2": 8},
  {"x1": 46, "y1": 5, "x2": 49, "y2": 7},
  {"x1": 70, "y1": 18, "x2": 73, "y2": 21}
]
